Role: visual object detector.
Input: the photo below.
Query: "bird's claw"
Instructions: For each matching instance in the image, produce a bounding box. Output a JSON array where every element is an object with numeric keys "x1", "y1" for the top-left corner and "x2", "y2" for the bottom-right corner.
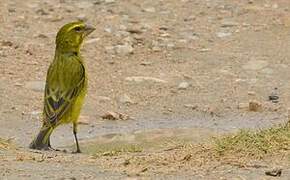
[{"x1": 72, "y1": 149, "x2": 82, "y2": 154}]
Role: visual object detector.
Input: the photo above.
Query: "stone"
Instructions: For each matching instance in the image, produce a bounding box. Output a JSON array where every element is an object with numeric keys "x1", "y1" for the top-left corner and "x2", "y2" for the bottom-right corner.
[
  {"x1": 85, "y1": 38, "x2": 100, "y2": 44},
  {"x1": 159, "y1": 26, "x2": 169, "y2": 31},
  {"x1": 30, "y1": 111, "x2": 41, "y2": 115},
  {"x1": 27, "y1": 3, "x2": 39, "y2": 8},
  {"x1": 47, "y1": 15, "x2": 63, "y2": 22},
  {"x1": 115, "y1": 44, "x2": 134, "y2": 55},
  {"x1": 184, "y1": 104, "x2": 198, "y2": 110},
  {"x1": 269, "y1": 88, "x2": 279, "y2": 103},
  {"x1": 221, "y1": 21, "x2": 239, "y2": 27},
  {"x1": 104, "y1": 27, "x2": 112, "y2": 33},
  {"x1": 140, "y1": 61, "x2": 152, "y2": 66},
  {"x1": 8, "y1": 8, "x2": 16, "y2": 13},
  {"x1": 25, "y1": 81, "x2": 45, "y2": 92},
  {"x1": 184, "y1": 15, "x2": 196, "y2": 21},
  {"x1": 216, "y1": 32, "x2": 232, "y2": 38},
  {"x1": 242, "y1": 60, "x2": 268, "y2": 70},
  {"x1": 36, "y1": 9, "x2": 49, "y2": 15},
  {"x1": 127, "y1": 27, "x2": 143, "y2": 34},
  {"x1": 265, "y1": 168, "x2": 282, "y2": 177},
  {"x1": 1, "y1": 41, "x2": 13, "y2": 47},
  {"x1": 36, "y1": 34, "x2": 48, "y2": 39},
  {"x1": 101, "y1": 111, "x2": 129, "y2": 120},
  {"x1": 125, "y1": 76, "x2": 167, "y2": 83},
  {"x1": 198, "y1": 48, "x2": 211, "y2": 52},
  {"x1": 178, "y1": 82, "x2": 190, "y2": 90},
  {"x1": 96, "y1": 96, "x2": 111, "y2": 103},
  {"x1": 248, "y1": 0, "x2": 254, "y2": 4},
  {"x1": 238, "y1": 103, "x2": 248, "y2": 109},
  {"x1": 152, "y1": 46, "x2": 161, "y2": 52},
  {"x1": 75, "y1": 1, "x2": 94, "y2": 9},
  {"x1": 160, "y1": 32, "x2": 170, "y2": 37},
  {"x1": 269, "y1": 94, "x2": 279, "y2": 103},
  {"x1": 105, "y1": 0, "x2": 115, "y2": 4},
  {"x1": 76, "y1": 14, "x2": 87, "y2": 21},
  {"x1": 249, "y1": 100, "x2": 262, "y2": 112},
  {"x1": 248, "y1": 91, "x2": 255, "y2": 96},
  {"x1": 78, "y1": 115, "x2": 90, "y2": 125},
  {"x1": 14, "y1": 83, "x2": 23, "y2": 87},
  {"x1": 167, "y1": 43, "x2": 175, "y2": 48},
  {"x1": 151, "y1": 40, "x2": 161, "y2": 52},
  {"x1": 143, "y1": 7, "x2": 156, "y2": 13},
  {"x1": 272, "y1": 4, "x2": 278, "y2": 9},
  {"x1": 30, "y1": 111, "x2": 42, "y2": 120}
]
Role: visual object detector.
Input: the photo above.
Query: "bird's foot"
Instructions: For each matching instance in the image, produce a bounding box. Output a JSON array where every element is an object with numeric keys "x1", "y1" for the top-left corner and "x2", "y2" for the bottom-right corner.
[
  {"x1": 48, "y1": 146, "x2": 61, "y2": 151},
  {"x1": 72, "y1": 149, "x2": 82, "y2": 154}
]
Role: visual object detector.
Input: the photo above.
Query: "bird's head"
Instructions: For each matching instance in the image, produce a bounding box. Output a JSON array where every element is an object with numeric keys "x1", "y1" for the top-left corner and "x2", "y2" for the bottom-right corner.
[{"x1": 55, "y1": 21, "x2": 95, "y2": 53}]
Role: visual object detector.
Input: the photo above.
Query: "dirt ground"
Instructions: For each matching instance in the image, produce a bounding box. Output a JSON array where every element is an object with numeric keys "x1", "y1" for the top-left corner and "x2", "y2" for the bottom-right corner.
[{"x1": 1, "y1": 0, "x2": 290, "y2": 179}]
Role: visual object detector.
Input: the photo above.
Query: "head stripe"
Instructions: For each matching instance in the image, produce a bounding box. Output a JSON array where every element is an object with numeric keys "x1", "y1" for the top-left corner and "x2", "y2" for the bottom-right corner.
[{"x1": 66, "y1": 23, "x2": 85, "y2": 32}]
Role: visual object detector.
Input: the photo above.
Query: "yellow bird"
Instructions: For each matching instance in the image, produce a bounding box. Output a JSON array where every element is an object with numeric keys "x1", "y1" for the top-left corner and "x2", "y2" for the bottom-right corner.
[{"x1": 29, "y1": 21, "x2": 95, "y2": 153}]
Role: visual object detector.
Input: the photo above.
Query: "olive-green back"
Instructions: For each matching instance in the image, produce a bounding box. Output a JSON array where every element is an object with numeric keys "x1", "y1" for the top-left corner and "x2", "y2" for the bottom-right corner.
[{"x1": 43, "y1": 53, "x2": 86, "y2": 125}]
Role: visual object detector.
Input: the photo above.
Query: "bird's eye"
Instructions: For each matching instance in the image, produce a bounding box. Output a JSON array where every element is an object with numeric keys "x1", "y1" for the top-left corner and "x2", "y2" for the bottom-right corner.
[{"x1": 74, "y1": 26, "x2": 82, "y2": 32}]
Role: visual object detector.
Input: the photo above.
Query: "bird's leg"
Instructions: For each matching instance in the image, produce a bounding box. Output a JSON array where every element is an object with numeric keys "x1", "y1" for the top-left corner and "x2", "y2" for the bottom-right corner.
[
  {"x1": 48, "y1": 138, "x2": 51, "y2": 148},
  {"x1": 47, "y1": 132, "x2": 60, "y2": 151},
  {"x1": 47, "y1": 139, "x2": 57, "y2": 151},
  {"x1": 73, "y1": 123, "x2": 81, "y2": 153}
]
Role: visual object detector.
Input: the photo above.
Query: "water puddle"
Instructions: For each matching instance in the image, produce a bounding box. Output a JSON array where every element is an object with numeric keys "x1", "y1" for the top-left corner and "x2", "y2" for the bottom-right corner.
[
  {"x1": 67, "y1": 128, "x2": 216, "y2": 154},
  {"x1": 49, "y1": 111, "x2": 286, "y2": 153}
]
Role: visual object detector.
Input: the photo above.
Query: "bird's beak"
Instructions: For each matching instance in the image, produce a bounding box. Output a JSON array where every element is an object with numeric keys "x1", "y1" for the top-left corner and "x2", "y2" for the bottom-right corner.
[{"x1": 84, "y1": 24, "x2": 95, "y2": 36}]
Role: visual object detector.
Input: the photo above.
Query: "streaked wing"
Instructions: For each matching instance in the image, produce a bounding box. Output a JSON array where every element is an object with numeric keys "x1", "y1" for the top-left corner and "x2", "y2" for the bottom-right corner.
[{"x1": 43, "y1": 59, "x2": 85, "y2": 125}]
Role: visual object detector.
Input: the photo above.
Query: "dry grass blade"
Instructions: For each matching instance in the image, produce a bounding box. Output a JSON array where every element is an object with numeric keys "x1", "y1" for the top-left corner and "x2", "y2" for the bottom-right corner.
[
  {"x1": 213, "y1": 124, "x2": 290, "y2": 159},
  {"x1": 0, "y1": 138, "x2": 12, "y2": 150}
]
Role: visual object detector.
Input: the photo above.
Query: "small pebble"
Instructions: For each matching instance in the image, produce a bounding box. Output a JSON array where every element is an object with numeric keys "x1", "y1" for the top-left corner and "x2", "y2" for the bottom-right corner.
[
  {"x1": 265, "y1": 168, "x2": 282, "y2": 177},
  {"x1": 216, "y1": 32, "x2": 232, "y2": 38},
  {"x1": 115, "y1": 44, "x2": 134, "y2": 55},
  {"x1": 249, "y1": 100, "x2": 262, "y2": 112},
  {"x1": 178, "y1": 82, "x2": 190, "y2": 90}
]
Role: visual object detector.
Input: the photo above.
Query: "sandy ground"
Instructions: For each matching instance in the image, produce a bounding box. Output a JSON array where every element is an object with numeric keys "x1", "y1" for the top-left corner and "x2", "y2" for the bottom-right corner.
[{"x1": 1, "y1": 0, "x2": 290, "y2": 179}]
